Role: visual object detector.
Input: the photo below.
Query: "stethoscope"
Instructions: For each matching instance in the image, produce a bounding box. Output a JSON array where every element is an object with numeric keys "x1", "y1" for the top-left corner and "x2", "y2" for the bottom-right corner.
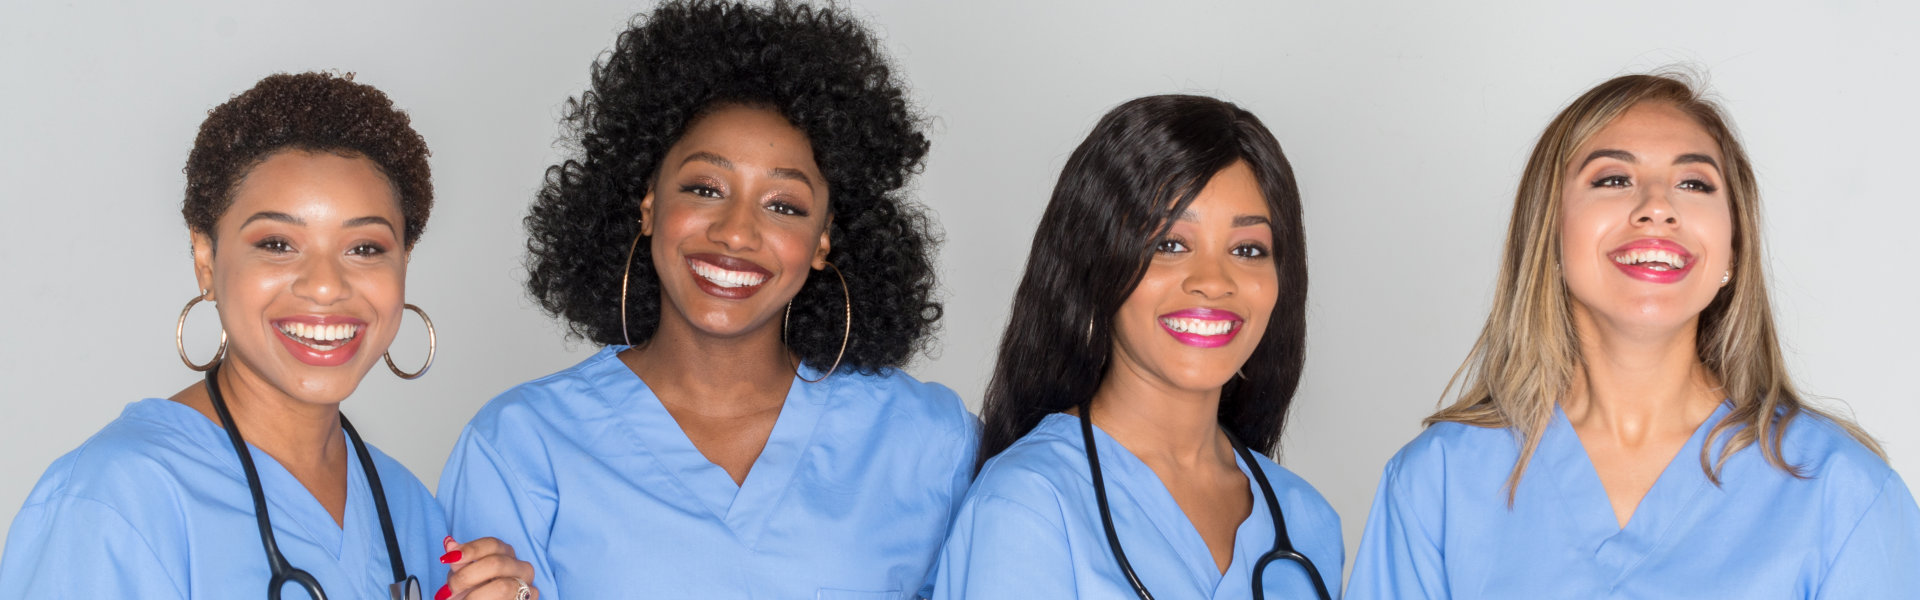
[
  {"x1": 204, "y1": 365, "x2": 422, "y2": 600},
  {"x1": 1080, "y1": 408, "x2": 1332, "y2": 600}
]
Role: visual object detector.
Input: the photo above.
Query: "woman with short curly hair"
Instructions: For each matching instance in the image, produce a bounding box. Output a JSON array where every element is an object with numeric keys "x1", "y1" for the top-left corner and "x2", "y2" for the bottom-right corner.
[
  {"x1": 437, "y1": 1, "x2": 975, "y2": 597},
  {"x1": 0, "y1": 72, "x2": 539, "y2": 600}
]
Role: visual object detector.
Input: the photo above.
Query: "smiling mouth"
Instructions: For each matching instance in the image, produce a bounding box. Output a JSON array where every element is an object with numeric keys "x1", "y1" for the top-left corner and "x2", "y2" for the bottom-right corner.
[
  {"x1": 1611, "y1": 248, "x2": 1689, "y2": 271},
  {"x1": 1159, "y1": 316, "x2": 1236, "y2": 336},
  {"x1": 275, "y1": 321, "x2": 363, "y2": 351},
  {"x1": 690, "y1": 259, "x2": 769, "y2": 288}
]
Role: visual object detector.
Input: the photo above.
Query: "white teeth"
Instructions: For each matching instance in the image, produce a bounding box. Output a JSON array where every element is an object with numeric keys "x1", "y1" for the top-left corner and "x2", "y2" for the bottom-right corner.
[
  {"x1": 276, "y1": 321, "x2": 360, "y2": 350},
  {"x1": 1161, "y1": 317, "x2": 1235, "y2": 336},
  {"x1": 691, "y1": 260, "x2": 767, "y2": 288},
  {"x1": 1612, "y1": 248, "x2": 1687, "y2": 270}
]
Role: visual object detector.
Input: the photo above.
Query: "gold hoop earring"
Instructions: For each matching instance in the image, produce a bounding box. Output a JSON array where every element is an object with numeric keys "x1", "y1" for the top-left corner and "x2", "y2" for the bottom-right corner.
[
  {"x1": 785, "y1": 261, "x2": 850, "y2": 384},
  {"x1": 384, "y1": 303, "x2": 436, "y2": 379},
  {"x1": 176, "y1": 290, "x2": 226, "y2": 371},
  {"x1": 620, "y1": 218, "x2": 645, "y2": 348}
]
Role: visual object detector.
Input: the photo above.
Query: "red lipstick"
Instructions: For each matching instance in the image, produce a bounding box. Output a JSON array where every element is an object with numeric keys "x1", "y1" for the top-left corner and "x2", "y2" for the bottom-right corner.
[
  {"x1": 686, "y1": 253, "x2": 773, "y2": 300},
  {"x1": 1157, "y1": 308, "x2": 1244, "y2": 348},
  {"x1": 1606, "y1": 238, "x2": 1696, "y2": 284},
  {"x1": 270, "y1": 315, "x2": 367, "y2": 367}
]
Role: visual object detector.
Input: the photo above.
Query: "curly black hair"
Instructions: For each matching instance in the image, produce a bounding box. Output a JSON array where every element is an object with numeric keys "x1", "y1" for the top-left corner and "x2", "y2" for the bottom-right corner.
[
  {"x1": 184, "y1": 72, "x2": 433, "y2": 248},
  {"x1": 526, "y1": 0, "x2": 941, "y2": 373}
]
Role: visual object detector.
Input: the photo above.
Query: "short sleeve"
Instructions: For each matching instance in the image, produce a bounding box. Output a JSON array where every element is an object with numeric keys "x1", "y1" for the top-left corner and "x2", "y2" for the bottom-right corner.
[
  {"x1": 930, "y1": 493, "x2": 1078, "y2": 600},
  {"x1": 0, "y1": 496, "x2": 186, "y2": 599},
  {"x1": 1348, "y1": 452, "x2": 1450, "y2": 600},
  {"x1": 1816, "y1": 471, "x2": 1920, "y2": 598},
  {"x1": 437, "y1": 427, "x2": 561, "y2": 599}
]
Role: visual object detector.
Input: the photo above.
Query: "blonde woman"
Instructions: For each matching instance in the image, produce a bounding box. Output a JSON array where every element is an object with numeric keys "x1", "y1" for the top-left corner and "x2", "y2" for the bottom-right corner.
[{"x1": 1348, "y1": 73, "x2": 1919, "y2": 598}]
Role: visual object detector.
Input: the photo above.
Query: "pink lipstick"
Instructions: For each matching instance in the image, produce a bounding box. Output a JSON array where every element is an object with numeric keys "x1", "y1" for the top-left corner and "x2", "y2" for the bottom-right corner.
[
  {"x1": 1157, "y1": 308, "x2": 1244, "y2": 348},
  {"x1": 1606, "y1": 238, "x2": 1695, "y2": 284},
  {"x1": 271, "y1": 315, "x2": 367, "y2": 367}
]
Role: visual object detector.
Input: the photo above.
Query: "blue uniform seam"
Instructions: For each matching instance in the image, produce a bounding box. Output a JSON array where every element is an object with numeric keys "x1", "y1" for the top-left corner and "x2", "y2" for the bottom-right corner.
[
  {"x1": 29, "y1": 494, "x2": 188, "y2": 598},
  {"x1": 1814, "y1": 469, "x2": 1898, "y2": 593}
]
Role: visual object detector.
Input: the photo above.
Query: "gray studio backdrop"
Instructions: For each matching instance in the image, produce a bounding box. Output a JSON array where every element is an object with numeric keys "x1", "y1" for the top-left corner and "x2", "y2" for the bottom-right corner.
[{"x1": 3, "y1": 0, "x2": 1916, "y2": 575}]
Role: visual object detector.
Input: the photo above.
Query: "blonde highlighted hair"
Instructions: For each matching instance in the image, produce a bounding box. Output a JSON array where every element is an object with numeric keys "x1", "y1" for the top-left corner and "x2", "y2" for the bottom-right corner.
[{"x1": 1428, "y1": 72, "x2": 1882, "y2": 501}]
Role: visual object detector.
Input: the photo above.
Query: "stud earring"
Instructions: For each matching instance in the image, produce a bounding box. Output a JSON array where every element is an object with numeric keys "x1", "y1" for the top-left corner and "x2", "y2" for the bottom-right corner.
[{"x1": 1721, "y1": 270, "x2": 1730, "y2": 286}]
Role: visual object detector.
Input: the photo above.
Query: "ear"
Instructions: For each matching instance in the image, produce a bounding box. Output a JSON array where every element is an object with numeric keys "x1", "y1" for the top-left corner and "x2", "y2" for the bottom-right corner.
[
  {"x1": 190, "y1": 232, "x2": 216, "y2": 300},
  {"x1": 639, "y1": 191, "x2": 656, "y2": 237},
  {"x1": 811, "y1": 214, "x2": 833, "y2": 270}
]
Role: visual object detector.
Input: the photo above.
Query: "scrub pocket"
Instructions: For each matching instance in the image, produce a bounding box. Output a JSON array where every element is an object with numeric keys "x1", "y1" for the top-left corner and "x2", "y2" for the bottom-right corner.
[{"x1": 816, "y1": 588, "x2": 903, "y2": 600}]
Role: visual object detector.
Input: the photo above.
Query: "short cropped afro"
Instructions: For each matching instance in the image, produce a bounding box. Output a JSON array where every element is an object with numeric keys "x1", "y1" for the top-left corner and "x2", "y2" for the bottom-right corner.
[
  {"x1": 526, "y1": 0, "x2": 941, "y2": 373},
  {"x1": 184, "y1": 72, "x2": 433, "y2": 248}
]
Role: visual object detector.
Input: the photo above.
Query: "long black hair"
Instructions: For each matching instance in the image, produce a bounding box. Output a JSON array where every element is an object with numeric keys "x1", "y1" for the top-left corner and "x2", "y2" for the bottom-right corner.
[{"x1": 975, "y1": 94, "x2": 1307, "y2": 471}]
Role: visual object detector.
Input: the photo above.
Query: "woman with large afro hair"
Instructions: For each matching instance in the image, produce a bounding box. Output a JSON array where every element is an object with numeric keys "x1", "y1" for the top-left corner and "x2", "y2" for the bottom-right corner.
[{"x1": 437, "y1": 2, "x2": 976, "y2": 597}]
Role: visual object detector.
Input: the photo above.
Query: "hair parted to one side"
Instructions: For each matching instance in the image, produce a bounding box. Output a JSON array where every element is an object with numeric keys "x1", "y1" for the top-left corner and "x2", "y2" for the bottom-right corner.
[
  {"x1": 975, "y1": 95, "x2": 1308, "y2": 472},
  {"x1": 524, "y1": 0, "x2": 940, "y2": 373},
  {"x1": 184, "y1": 71, "x2": 433, "y2": 249},
  {"x1": 1427, "y1": 71, "x2": 1883, "y2": 501}
]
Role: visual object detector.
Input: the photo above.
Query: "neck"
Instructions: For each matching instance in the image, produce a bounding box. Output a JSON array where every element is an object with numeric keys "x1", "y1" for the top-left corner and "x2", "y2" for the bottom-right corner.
[
  {"x1": 625, "y1": 308, "x2": 795, "y2": 417},
  {"x1": 194, "y1": 359, "x2": 347, "y2": 473},
  {"x1": 1563, "y1": 306, "x2": 1721, "y2": 443},
  {"x1": 1085, "y1": 358, "x2": 1231, "y2": 469}
]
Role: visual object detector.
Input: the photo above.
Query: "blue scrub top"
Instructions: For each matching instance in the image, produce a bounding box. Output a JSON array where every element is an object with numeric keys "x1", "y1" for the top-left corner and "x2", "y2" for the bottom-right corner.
[
  {"x1": 1349, "y1": 402, "x2": 1920, "y2": 599},
  {"x1": 438, "y1": 346, "x2": 979, "y2": 600},
  {"x1": 932, "y1": 413, "x2": 1344, "y2": 599},
  {"x1": 0, "y1": 398, "x2": 448, "y2": 599}
]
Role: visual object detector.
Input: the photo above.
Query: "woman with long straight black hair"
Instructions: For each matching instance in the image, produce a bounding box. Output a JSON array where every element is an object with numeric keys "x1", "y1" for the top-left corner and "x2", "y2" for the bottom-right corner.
[{"x1": 931, "y1": 95, "x2": 1342, "y2": 599}]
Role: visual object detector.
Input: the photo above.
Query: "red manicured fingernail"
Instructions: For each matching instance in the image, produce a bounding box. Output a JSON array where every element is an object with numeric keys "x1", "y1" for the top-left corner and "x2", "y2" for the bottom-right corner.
[
  {"x1": 439, "y1": 550, "x2": 462, "y2": 564},
  {"x1": 434, "y1": 584, "x2": 451, "y2": 600},
  {"x1": 443, "y1": 535, "x2": 456, "y2": 547}
]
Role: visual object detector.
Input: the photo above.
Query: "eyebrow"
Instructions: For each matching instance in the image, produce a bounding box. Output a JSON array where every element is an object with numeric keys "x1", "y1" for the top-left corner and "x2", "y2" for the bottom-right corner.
[
  {"x1": 1173, "y1": 209, "x2": 1272, "y2": 228},
  {"x1": 1579, "y1": 148, "x2": 1722, "y2": 172},
  {"x1": 239, "y1": 211, "x2": 397, "y2": 236},
  {"x1": 682, "y1": 151, "x2": 816, "y2": 189},
  {"x1": 343, "y1": 215, "x2": 399, "y2": 237},
  {"x1": 240, "y1": 211, "x2": 302, "y2": 228}
]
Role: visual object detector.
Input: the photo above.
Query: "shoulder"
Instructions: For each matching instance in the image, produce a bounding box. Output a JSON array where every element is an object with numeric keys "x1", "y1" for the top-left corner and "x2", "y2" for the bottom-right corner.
[
  {"x1": 828, "y1": 368, "x2": 978, "y2": 436},
  {"x1": 463, "y1": 348, "x2": 627, "y2": 438},
  {"x1": 24, "y1": 400, "x2": 214, "y2": 507},
  {"x1": 1249, "y1": 453, "x2": 1339, "y2": 525},
  {"x1": 964, "y1": 419, "x2": 1085, "y2": 514},
  {"x1": 1385, "y1": 420, "x2": 1516, "y2": 478},
  {"x1": 1777, "y1": 409, "x2": 1893, "y2": 484}
]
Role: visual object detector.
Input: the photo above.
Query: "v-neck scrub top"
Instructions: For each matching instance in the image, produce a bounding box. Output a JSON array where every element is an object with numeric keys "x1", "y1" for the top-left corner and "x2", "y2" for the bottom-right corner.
[
  {"x1": 0, "y1": 398, "x2": 448, "y2": 599},
  {"x1": 437, "y1": 346, "x2": 979, "y2": 599},
  {"x1": 931, "y1": 413, "x2": 1344, "y2": 599},
  {"x1": 1348, "y1": 402, "x2": 1920, "y2": 599}
]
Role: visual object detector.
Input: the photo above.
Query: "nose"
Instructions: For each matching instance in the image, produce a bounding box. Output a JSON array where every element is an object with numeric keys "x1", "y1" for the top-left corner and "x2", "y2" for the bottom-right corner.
[
  {"x1": 707, "y1": 197, "x2": 762, "y2": 252},
  {"x1": 1183, "y1": 252, "x2": 1237, "y2": 300},
  {"x1": 292, "y1": 254, "x2": 351, "y2": 306},
  {"x1": 1630, "y1": 183, "x2": 1681, "y2": 228}
]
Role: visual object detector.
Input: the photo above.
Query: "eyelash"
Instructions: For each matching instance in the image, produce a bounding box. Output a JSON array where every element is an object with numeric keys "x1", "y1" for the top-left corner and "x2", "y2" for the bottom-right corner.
[
  {"x1": 1590, "y1": 174, "x2": 1719, "y2": 193},
  {"x1": 681, "y1": 184, "x2": 722, "y2": 199},
  {"x1": 1153, "y1": 238, "x2": 1270, "y2": 259},
  {"x1": 767, "y1": 200, "x2": 808, "y2": 217},
  {"x1": 256, "y1": 237, "x2": 293, "y2": 254},
  {"x1": 253, "y1": 237, "x2": 386, "y2": 256}
]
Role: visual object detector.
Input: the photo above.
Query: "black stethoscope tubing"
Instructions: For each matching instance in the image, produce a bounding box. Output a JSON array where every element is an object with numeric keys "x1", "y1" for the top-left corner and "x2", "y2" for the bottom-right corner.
[
  {"x1": 204, "y1": 365, "x2": 415, "y2": 600},
  {"x1": 1080, "y1": 409, "x2": 1332, "y2": 600}
]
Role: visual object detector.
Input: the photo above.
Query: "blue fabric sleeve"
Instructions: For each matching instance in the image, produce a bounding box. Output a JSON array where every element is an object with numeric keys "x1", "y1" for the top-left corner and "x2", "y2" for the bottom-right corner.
[
  {"x1": 1817, "y1": 471, "x2": 1920, "y2": 598},
  {"x1": 1348, "y1": 456, "x2": 1448, "y2": 600},
  {"x1": 437, "y1": 428, "x2": 560, "y2": 600},
  {"x1": 0, "y1": 496, "x2": 186, "y2": 600},
  {"x1": 932, "y1": 494, "x2": 1077, "y2": 600}
]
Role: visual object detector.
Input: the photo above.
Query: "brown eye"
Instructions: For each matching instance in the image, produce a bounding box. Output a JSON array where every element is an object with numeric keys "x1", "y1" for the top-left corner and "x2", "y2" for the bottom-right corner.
[
  {"x1": 1154, "y1": 238, "x2": 1188, "y2": 254},
  {"x1": 1678, "y1": 179, "x2": 1718, "y2": 193},
  {"x1": 1591, "y1": 175, "x2": 1631, "y2": 188},
  {"x1": 1232, "y1": 243, "x2": 1270, "y2": 259}
]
